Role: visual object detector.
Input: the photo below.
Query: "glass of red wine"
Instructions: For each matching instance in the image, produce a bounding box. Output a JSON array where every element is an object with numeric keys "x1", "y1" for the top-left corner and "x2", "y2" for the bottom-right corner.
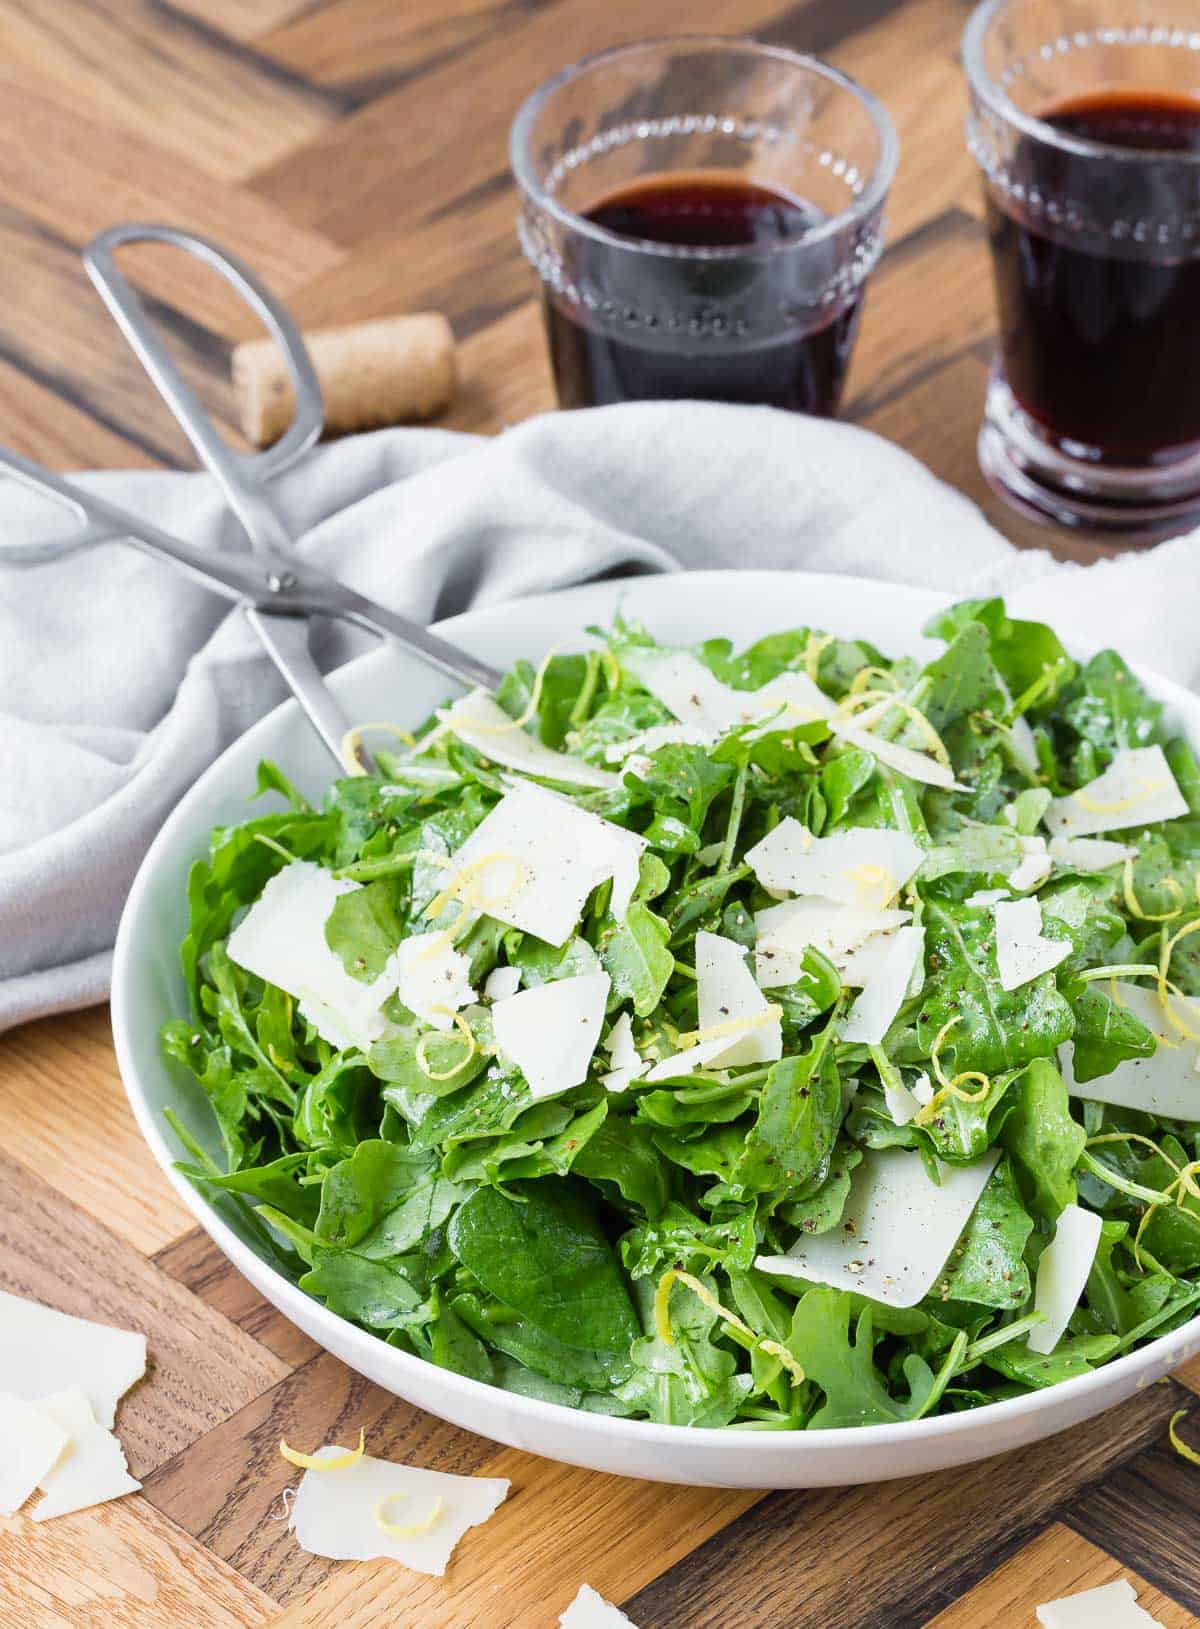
[
  {"x1": 510, "y1": 38, "x2": 898, "y2": 417},
  {"x1": 966, "y1": 0, "x2": 1200, "y2": 538}
]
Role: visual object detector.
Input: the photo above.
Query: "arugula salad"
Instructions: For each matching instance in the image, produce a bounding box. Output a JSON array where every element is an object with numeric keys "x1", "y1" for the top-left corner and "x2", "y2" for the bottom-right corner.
[{"x1": 164, "y1": 598, "x2": 1200, "y2": 1430}]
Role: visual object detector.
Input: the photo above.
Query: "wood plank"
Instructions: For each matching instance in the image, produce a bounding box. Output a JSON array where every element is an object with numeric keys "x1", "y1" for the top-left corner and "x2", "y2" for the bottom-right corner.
[
  {"x1": 0, "y1": 62, "x2": 343, "y2": 332},
  {"x1": 153, "y1": 1230, "x2": 322, "y2": 1370},
  {"x1": 0, "y1": 1496, "x2": 276, "y2": 1629},
  {"x1": 248, "y1": 0, "x2": 802, "y2": 243},
  {"x1": 924, "y1": 1523, "x2": 1194, "y2": 1629},
  {"x1": 0, "y1": 355, "x2": 161, "y2": 472},
  {"x1": 0, "y1": 0, "x2": 334, "y2": 186},
  {"x1": 141, "y1": 1351, "x2": 500, "y2": 1601},
  {"x1": 1064, "y1": 1430, "x2": 1200, "y2": 1615},
  {"x1": 448, "y1": 300, "x2": 555, "y2": 434},
  {"x1": 621, "y1": 1383, "x2": 1194, "y2": 1629},
  {"x1": 172, "y1": 0, "x2": 321, "y2": 44},
  {"x1": 0, "y1": 206, "x2": 235, "y2": 467},
  {"x1": 261, "y1": 0, "x2": 528, "y2": 90},
  {"x1": 0, "y1": 1008, "x2": 193, "y2": 1254},
  {"x1": 0, "y1": 1151, "x2": 290, "y2": 1479},
  {"x1": 271, "y1": 1448, "x2": 760, "y2": 1629}
]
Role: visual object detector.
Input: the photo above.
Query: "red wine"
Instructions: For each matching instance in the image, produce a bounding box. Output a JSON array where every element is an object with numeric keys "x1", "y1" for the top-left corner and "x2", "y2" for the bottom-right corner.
[
  {"x1": 987, "y1": 89, "x2": 1200, "y2": 461},
  {"x1": 542, "y1": 171, "x2": 861, "y2": 415}
]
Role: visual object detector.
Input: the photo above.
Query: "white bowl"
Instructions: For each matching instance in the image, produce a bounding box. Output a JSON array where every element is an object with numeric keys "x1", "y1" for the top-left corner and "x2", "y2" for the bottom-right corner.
[{"x1": 112, "y1": 571, "x2": 1200, "y2": 1488}]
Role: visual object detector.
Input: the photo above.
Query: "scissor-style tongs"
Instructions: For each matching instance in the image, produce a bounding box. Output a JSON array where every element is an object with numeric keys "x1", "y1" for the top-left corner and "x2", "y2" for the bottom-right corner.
[{"x1": 0, "y1": 223, "x2": 501, "y2": 768}]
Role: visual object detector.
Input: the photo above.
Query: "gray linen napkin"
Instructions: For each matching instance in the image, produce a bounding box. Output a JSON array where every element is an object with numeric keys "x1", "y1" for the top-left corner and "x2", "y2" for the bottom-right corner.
[{"x1": 2, "y1": 401, "x2": 1195, "y2": 1031}]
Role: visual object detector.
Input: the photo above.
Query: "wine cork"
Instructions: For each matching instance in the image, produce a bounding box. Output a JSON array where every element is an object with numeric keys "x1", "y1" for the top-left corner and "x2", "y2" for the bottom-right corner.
[{"x1": 233, "y1": 312, "x2": 455, "y2": 446}]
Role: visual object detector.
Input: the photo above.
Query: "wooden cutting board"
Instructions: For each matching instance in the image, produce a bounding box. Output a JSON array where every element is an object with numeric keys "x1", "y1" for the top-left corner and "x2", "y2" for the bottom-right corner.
[{"x1": 1, "y1": 0, "x2": 1196, "y2": 1624}]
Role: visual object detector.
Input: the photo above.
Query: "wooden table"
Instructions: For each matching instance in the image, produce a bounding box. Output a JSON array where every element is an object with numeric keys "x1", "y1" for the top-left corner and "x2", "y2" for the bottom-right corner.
[{"x1": 1, "y1": 2, "x2": 1197, "y2": 1625}]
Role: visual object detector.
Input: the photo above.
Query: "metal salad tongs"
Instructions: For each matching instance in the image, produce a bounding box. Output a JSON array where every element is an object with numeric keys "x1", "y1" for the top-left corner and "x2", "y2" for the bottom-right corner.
[{"x1": 0, "y1": 223, "x2": 501, "y2": 769}]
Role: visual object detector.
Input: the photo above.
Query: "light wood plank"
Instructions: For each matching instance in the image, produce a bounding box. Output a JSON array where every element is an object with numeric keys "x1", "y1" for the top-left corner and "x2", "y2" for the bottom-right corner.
[
  {"x1": 248, "y1": 0, "x2": 793, "y2": 243},
  {"x1": 262, "y1": 0, "x2": 517, "y2": 87},
  {"x1": 0, "y1": 1495, "x2": 275, "y2": 1629},
  {"x1": 0, "y1": 1009, "x2": 193, "y2": 1255},
  {"x1": 0, "y1": 1151, "x2": 290, "y2": 1478},
  {"x1": 173, "y1": 0, "x2": 320, "y2": 44},
  {"x1": 0, "y1": 63, "x2": 343, "y2": 333},
  {"x1": 924, "y1": 1522, "x2": 1193, "y2": 1629},
  {"x1": 0, "y1": 0, "x2": 333, "y2": 185},
  {"x1": 0, "y1": 356, "x2": 161, "y2": 472}
]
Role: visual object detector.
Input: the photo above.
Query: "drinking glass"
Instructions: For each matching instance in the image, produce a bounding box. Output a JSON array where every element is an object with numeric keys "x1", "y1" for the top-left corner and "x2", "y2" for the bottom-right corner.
[
  {"x1": 510, "y1": 38, "x2": 898, "y2": 417},
  {"x1": 965, "y1": 0, "x2": 1200, "y2": 537}
]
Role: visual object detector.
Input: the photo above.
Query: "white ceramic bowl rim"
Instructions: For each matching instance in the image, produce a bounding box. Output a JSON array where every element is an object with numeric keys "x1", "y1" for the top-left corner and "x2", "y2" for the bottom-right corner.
[{"x1": 111, "y1": 571, "x2": 1200, "y2": 1464}]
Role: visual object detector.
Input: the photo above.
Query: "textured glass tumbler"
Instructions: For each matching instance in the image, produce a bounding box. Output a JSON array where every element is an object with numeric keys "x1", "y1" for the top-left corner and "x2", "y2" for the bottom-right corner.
[
  {"x1": 965, "y1": 0, "x2": 1200, "y2": 537},
  {"x1": 510, "y1": 38, "x2": 897, "y2": 417}
]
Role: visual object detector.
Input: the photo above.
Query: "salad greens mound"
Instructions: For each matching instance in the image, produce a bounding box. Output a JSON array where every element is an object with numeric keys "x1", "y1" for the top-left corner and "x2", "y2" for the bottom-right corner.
[{"x1": 164, "y1": 599, "x2": 1200, "y2": 1430}]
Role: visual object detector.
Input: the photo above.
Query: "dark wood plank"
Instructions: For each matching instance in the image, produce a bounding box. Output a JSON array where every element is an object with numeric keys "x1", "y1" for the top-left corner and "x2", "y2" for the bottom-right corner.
[
  {"x1": 1063, "y1": 1425, "x2": 1200, "y2": 1616},
  {"x1": 0, "y1": 1151, "x2": 290, "y2": 1479},
  {"x1": 623, "y1": 1384, "x2": 1196, "y2": 1629},
  {"x1": 141, "y1": 1351, "x2": 501, "y2": 1602}
]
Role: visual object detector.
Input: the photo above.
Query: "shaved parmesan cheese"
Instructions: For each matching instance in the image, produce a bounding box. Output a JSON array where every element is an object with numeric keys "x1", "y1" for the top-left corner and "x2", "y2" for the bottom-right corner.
[
  {"x1": 755, "y1": 1147, "x2": 1000, "y2": 1308},
  {"x1": 622, "y1": 648, "x2": 835, "y2": 737},
  {"x1": 1009, "y1": 836, "x2": 1052, "y2": 892},
  {"x1": 754, "y1": 897, "x2": 909, "y2": 988},
  {"x1": 601, "y1": 1012, "x2": 649, "y2": 1093},
  {"x1": 228, "y1": 861, "x2": 399, "y2": 1051},
  {"x1": 441, "y1": 691, "x2": 617, "y2": 789},
  {"x1": 492, "y1": 972, "x2": 609, "y2": 1099},
  {"x1": 1045, "y1": 746, "x2": 1188, "y2": 838},
  {"x1": 604, "y1": 724, "x2": 710, "y2": 763},
  {"x1": 483, "y1": 965, "x2": 521, "y2": 1001},
  {"x1": 446, "y1": 781, "x2": 646, "y2": 946},
  {"x1": 560, "y1": 1584, "x2": 642, "y2": 1628},
  {"x1": 1027, "y1": 1202, "x2": 1103, "y2": 1355},
  {"x1": 912, "y1": 1072, "x2": 935, "y2": 1106},
  {"x1": 0, "y1": 1292, "x2": 145, "y2": 1430},
  {"x1": 695, "y1": 931, "x2": 782, "y2": 1067},
  {"x1": 289, "y1": 1446, "x2": 509, "y2": 1574},
  {"x1": 1037, "y1": 1579, "x2": 1165, "y2": 1628},
  {"x1": 882, "y1": 1077, "x2": 922, "y2": 1127},
  {"x1": 745, "y1": 819, "x2": 922, "y2": 910},
  {"x1": 842, "y1": 927, "x2": 925, "y2": 1045},
  {"x1": 966, "y1": 888, "x2": 1010, "y2": 907},
  {"x1": 31, "y1": 1387, "x2": 140, "y2": 1521},
  {"x1": 1063, "y1": 981, "x2": 1200, "y2": 1121},
  {"x1": 645, "y1": 1035, "x2": 738, "y2": 1082},
  {"x1": 393, "y1": 934, "x2": 475, "y2": 1029},
  {"x1": 830, "y1": 717, "x2": 967, "y2": 791},
  {"x1": 1048, "y1": 835, "x2": 1135, "y2": 873},
  {"x1": 0, "y1": 1394, "x2": 67, "y2": 1516},
  {"x1": 995, "y1": 897, "x2": 1070, "y2": 991}
]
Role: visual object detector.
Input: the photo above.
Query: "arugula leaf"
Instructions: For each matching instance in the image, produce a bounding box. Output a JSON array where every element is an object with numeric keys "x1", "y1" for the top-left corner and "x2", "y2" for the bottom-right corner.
[
  {"x1": 940, "y1": 1157, "x2": 1033, "y2": 1308},
  {"x1": 448, "y1": 1179, "x2": 639, "y2": 1353},
  {"x1": 732, "y1": 1019, "x2": 841, "y2": 1194},
  {"x1": 1000, "y1": 1059, "x2": 1085, "y2": 1223},
  {"x1": 601, "y1": 902, "x2": 674, "y2": 1016}
]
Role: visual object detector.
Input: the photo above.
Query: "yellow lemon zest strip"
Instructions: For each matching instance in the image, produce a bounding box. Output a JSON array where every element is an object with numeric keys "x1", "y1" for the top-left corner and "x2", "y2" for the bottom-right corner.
[
  {"x1": 1122, "y1": 856, "x2": 1183, "y2": 923},
  {"x1": 928, "y1": 1016, "x2": 962, "y2": 1091},
  {"x1": 374, "y1": 1493, "x2": 444, "y2": 1538},
  {"x1": 654, "y1": 1269, "x2": 805, "y2": 1385},
  {"x1": 416, "y1": 1010, "x2": 477, "y2": 1081},
  {"x1": 1086, "y1": 1132, "x2": 1181, "y2": 1171},
  {"x1": 914, "y1": 1072, "x2": 992, "y2": 1127},
  {"x1": 676, "y1": 1006, "x2": 782, "y2": 1049},
  {"x1": 1075, "y1": 777, "x2": 1166, "y2": 814},
  {"x1": 453, "y1": 645, "x2": 564, "y2": 735},
  {"x1": 1170, "y1": 1410, "x2": 1200, "y2": 1467},
  {"x1": 848, "y1": 665, "x2": 899, "y2": 696},
  {"x1": 1156, "y1": 917, "x2": 1200, "y2": 1043},
  {"x1": 423, "y1": 852, "x2": 527, "y2": 924},
  {"x1": 280, "y1": 1429, "x2": 365, "y2": 1471},
  {"x1": 803, "y1": 632, "x2": 835, "y2": 683},
  {"x1": 834, "y1": 689, "x2": 953, "y2": 769},
  {"x1": 340, "y1": 722, "x2": 417, "y2": 776}
]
